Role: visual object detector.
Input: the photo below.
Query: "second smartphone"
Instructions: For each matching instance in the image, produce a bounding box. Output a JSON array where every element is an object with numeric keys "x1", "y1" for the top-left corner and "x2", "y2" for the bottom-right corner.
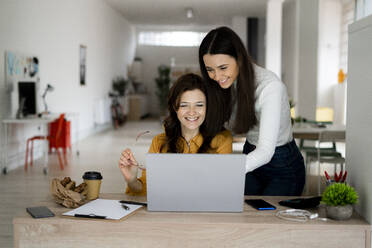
[{"x1": 245, "y1": 199, "x2": 276, "y2": 210}]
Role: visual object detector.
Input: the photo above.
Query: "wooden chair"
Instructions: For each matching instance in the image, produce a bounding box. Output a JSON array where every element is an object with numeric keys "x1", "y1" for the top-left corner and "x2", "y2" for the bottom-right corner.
[{"x1": 25, "y1": 114, "x2": 66, "y2": 170}]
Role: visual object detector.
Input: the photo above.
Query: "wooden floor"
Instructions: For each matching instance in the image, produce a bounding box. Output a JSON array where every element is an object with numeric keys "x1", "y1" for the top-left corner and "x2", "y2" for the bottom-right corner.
[{"x1": 0, "y1": 119, "x2": 341, "y2": 247}]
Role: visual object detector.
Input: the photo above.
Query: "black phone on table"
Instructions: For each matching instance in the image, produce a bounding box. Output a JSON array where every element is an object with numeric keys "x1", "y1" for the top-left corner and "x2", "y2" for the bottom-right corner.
[
  {"x1": 245, "y1": 199, "x2": 276, "y2": 210},
  {"x1": 26, "y1": 206, "x2": 55, "y2": 218}
]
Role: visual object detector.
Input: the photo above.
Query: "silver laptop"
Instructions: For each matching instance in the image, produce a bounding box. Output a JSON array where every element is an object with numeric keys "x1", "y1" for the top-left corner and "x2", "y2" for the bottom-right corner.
[{"x1": 146, "y1": 154, "x2": 246, "y2": 212}]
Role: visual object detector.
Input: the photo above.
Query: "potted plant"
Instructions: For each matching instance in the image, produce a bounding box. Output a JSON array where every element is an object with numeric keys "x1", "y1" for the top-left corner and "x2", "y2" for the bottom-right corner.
[
  {"x1": 321, "y1": 183, "x2": 358, "y2": 220},
  {"x1": 155, "y1": 65, "x2": 171, "y2": 116},
  {"x1": 112, "y1": 76, "x2": 129, "y2": 96}
]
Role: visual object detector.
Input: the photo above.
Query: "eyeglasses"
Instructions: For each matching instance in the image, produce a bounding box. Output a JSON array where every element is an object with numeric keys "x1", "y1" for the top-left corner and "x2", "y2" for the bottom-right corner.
[
  {"x1": 134, "y1": 130, "x2": 150, "y2": 170},
  {"x1": 136, "y1": 130, "x2": 150, "y2": 142}
]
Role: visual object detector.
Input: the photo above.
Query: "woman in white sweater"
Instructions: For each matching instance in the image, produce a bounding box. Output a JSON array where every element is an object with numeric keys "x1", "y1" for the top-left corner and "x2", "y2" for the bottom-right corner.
[{"x1": 199, "y1": 26, "x2": 305, "y2": 196}]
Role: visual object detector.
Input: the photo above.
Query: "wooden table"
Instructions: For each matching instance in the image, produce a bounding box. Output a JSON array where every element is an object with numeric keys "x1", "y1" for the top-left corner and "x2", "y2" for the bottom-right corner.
[
  {"x1": 233, "y1": 124, "x2": 346, "y2": 144},
  {"x1": 292, "y1": 124, "x2": 346, "y2": 140},
  {"x1": 14, "y1": 194, "x2": 370, "y2": 248}
]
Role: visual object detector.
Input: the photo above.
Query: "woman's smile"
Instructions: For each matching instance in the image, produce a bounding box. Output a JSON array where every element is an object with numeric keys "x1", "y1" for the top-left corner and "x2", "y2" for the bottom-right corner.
[
  {"x1": 203, "y1": 54, "x2": 239, "y2": 89},
  {"x1": 185, "y1": 116, "x2": 199, "y2": 122},
  {"x1": 176, "y1": 89, "x2": 206, "y2": 135}
]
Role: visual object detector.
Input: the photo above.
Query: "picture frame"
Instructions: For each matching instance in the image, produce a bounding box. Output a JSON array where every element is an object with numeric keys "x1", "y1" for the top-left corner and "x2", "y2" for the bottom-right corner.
[
  {"x1": 4, "y1": 51, "x2": 40, "y2": 117},
  {"x1": 79, "y1": 45, "x2": 87, "y2": 86}
]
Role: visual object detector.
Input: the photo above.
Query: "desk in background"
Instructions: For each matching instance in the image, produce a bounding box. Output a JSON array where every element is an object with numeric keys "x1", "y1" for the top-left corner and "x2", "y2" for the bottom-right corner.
[
  {"x1": 1, "y1": 113, "x2": 79, "y2": 174},
  {"x1": 232, "y1": 124, "x2": 346, "y2": 146},
  {"x1": 231, "y1": 124, "x2": 346, "y2": 155},
  {"x1": 293, "y1": 124, "x2": 346, "y2": 195},
  {"x1": 292, "y1": 124, "x2": 346, "y2": 140},
  {"x1": 13, "y1": 194, "x2": 370, "y2": 248}
]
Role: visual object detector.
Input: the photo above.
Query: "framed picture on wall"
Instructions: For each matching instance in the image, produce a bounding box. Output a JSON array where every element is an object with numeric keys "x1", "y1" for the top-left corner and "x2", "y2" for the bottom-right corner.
[
  {"x1": 79, "y1": 45, "x2": 87, "y2": 86},
  {"x1": 4, "y1": 51, "x2": 41, "y2": 117}
]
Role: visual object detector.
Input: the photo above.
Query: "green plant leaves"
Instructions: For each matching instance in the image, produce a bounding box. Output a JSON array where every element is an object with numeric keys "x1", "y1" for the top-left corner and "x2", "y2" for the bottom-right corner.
[
  {"x1": 321, "y1": 183, "x2": 358, "y2": 206},
  {"x1": 112, "y1": 76, "x2": 129, "y2": 96},
  {"x1": 155, "y1": 65, "x2": 171, "y2": 113}
]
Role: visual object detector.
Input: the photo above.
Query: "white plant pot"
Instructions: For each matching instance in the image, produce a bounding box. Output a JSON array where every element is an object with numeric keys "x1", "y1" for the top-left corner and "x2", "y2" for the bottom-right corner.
[{"x1": 326, "y1": 204, "x2": 353, "y2": 220}]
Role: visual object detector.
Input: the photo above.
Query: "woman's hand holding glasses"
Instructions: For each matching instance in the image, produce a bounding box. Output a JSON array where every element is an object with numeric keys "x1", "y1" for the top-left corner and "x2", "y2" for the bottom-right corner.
[{"x1": 118, "y1": 149, "x2": 143, "y2": 183}]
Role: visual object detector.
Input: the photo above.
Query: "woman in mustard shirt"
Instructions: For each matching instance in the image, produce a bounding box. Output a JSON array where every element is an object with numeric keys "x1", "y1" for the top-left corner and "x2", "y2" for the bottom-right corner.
[{"x1": 118, "y1": 73, "x2": 232, "y2": 195}]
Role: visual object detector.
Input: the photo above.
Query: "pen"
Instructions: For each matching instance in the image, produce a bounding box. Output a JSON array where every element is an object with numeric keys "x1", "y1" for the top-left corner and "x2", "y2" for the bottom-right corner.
[
  {"x1": 119, "y1": 200, "x2": 147, "y2": 206},
  {"x1": 121, "y1": 204, "x2": 130, "y2": 211},
  {"x1": 74, "y1": 214, "x2": 106, "y2": 219}
]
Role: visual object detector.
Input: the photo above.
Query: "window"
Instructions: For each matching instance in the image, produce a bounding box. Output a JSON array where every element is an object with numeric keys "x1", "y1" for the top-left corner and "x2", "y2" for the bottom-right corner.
[
  {"x1": 339, "y1": 1, "x2": 355, "y2": 73},
  {"x1": 138, "y1": 31, "x2": 207, "y2": 47}
]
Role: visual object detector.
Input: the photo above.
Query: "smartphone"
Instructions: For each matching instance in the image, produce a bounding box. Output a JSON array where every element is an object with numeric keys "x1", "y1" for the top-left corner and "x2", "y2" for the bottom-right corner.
[
  {"x1": 26, "y1": 206, "x2": 55, "y2": 218},
  {"x1": 245, "y1": 199, "x2": 276, "y2": 210}
]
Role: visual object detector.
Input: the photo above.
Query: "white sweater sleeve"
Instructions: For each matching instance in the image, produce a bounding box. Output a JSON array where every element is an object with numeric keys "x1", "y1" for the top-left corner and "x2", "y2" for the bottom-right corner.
[{"x1": 245, "y1": 80, "x2": 284, "y2": 173}]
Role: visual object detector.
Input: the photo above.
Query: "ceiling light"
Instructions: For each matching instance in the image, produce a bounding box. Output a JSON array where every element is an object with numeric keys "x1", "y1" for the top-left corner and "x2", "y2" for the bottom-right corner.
[{"x1": 186, "y1": 8, "x2": 194, "y2": 19}]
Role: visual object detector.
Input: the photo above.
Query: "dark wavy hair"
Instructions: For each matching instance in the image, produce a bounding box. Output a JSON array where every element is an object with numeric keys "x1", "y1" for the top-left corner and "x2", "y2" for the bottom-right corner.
[
  {"x1": 162, "y1": 73, "x2": 215, "y2": 153},
  {"x1": 199, "y1": 26, "x2": 257, "y2": 134}
]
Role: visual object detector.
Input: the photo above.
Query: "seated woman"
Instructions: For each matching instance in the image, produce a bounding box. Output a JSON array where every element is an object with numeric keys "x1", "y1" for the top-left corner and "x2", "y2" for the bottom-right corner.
[{"x1": 118, "y1": 73, "x2": 232, "y2": 195}]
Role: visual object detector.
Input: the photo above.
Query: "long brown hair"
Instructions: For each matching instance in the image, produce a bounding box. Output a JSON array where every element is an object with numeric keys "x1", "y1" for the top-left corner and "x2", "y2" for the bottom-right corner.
[
  {"x1": 162, "y1": 73, "x2": 216, "y2": 153},
  {"x1": 199, "y1": 26, "x2": 257, "y2": 134}
]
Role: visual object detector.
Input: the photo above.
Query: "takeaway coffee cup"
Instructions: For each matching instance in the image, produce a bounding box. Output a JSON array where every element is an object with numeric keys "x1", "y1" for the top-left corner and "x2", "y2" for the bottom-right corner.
[{"x1": 82, "y1": 171, "x2": 103, "y2": 200}]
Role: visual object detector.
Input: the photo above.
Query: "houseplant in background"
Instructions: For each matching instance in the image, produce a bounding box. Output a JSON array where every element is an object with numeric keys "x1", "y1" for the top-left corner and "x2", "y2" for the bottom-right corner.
[
  {"x1": 321, "y1": 182, "x2": 358, "y2": 220},
  {"x1": 155, "y1": 65, "x2": 171, "y2": 116},
  {"x1": 110, "y1": 76, "x2": 129, "y2": 128},
  {"x1": 112, "y1": 76, "x2": 129, "y2": 96}
]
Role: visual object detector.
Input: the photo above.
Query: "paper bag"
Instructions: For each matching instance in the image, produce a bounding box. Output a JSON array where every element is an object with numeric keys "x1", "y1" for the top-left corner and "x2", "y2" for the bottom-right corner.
[{"x1": 51, "y1": 178, "x2": 87, "y2": 208}]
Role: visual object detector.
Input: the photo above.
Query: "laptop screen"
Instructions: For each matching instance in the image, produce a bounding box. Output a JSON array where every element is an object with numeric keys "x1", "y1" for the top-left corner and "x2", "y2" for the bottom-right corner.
[{"x1": 146, "y1": 153, "x2": 245, "y2": 212}]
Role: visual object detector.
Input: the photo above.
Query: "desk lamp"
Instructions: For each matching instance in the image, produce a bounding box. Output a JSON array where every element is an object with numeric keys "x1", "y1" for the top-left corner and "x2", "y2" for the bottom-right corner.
[{"x1": 42, "y1": 84, "x2": 54, "y2": 114}]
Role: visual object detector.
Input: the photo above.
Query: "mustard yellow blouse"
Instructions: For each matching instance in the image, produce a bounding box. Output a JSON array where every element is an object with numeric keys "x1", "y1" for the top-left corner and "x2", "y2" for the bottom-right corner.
[{"x1": 126, "y1": 130, "x2": 232, "y2": 196}]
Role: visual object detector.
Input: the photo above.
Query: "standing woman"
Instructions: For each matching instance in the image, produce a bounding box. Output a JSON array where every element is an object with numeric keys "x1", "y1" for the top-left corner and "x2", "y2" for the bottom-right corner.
[{"x1": 199, "y1": 26, "x2": 305, "y2": 196}]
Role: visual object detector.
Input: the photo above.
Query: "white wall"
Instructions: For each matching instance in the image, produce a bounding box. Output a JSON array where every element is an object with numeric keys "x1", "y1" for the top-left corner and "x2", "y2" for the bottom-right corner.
[
  {"x1": 282, "y1": 0, "x2": 319, "y2": 120},
  {"x1": 265, "y1": 0, "x2": 283, "y2": 77},
  {"x1": 0, "y1": 0, "x2": 136, "y2": 170},
  {"x1": 282, "y1": 0, "x2": 348, "y2": 122},
  {"x1": 282, "y1": 0, "x2": 297, "y2": 100},
  {"x1": 347, "y1": 13, "x2": 372, "y2": 231},
  {"x1": 232, "y1": 16, "x2": 247, "y2": 49},
  {"x1": 317, "y1": 0, "x2": 342, "y2": 109},
  {"x1": 297, "y1": 0, "x2": 319, "y2": 120}
]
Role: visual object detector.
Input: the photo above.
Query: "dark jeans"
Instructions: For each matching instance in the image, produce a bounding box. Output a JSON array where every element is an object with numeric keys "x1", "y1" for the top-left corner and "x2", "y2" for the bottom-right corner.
[{"x1": 243, "y1": 139, "x2": 305, "y2": 196}]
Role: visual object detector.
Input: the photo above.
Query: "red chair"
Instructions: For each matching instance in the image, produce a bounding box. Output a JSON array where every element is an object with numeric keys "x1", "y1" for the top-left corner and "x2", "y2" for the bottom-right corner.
[
  {"x1": 25, "y1": 114, "x2": 66, "y2": 170},
  {"x1": 48, "y1": 117, "x2": 71, "y2": 153}
]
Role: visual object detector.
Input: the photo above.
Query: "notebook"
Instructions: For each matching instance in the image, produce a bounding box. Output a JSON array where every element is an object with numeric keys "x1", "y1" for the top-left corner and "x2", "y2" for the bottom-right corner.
[
  {"x1": 146, "y1": 153, "x2": 246, "y2": 212},
  {"x1": 63, "y1": 199, "x2": 143, "y2": 220}
]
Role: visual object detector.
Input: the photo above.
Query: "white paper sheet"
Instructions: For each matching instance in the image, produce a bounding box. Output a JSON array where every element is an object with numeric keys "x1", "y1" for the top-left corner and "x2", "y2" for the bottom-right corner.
[{"x1": 63, "y1": 199, "x2": 143, "y2": 220}]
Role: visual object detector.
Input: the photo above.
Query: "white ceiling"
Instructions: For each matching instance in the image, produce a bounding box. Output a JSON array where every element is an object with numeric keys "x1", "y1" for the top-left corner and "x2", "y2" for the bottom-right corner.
[{"x1": 104, "y1": 0, "x2": 268, "y2": 26}]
